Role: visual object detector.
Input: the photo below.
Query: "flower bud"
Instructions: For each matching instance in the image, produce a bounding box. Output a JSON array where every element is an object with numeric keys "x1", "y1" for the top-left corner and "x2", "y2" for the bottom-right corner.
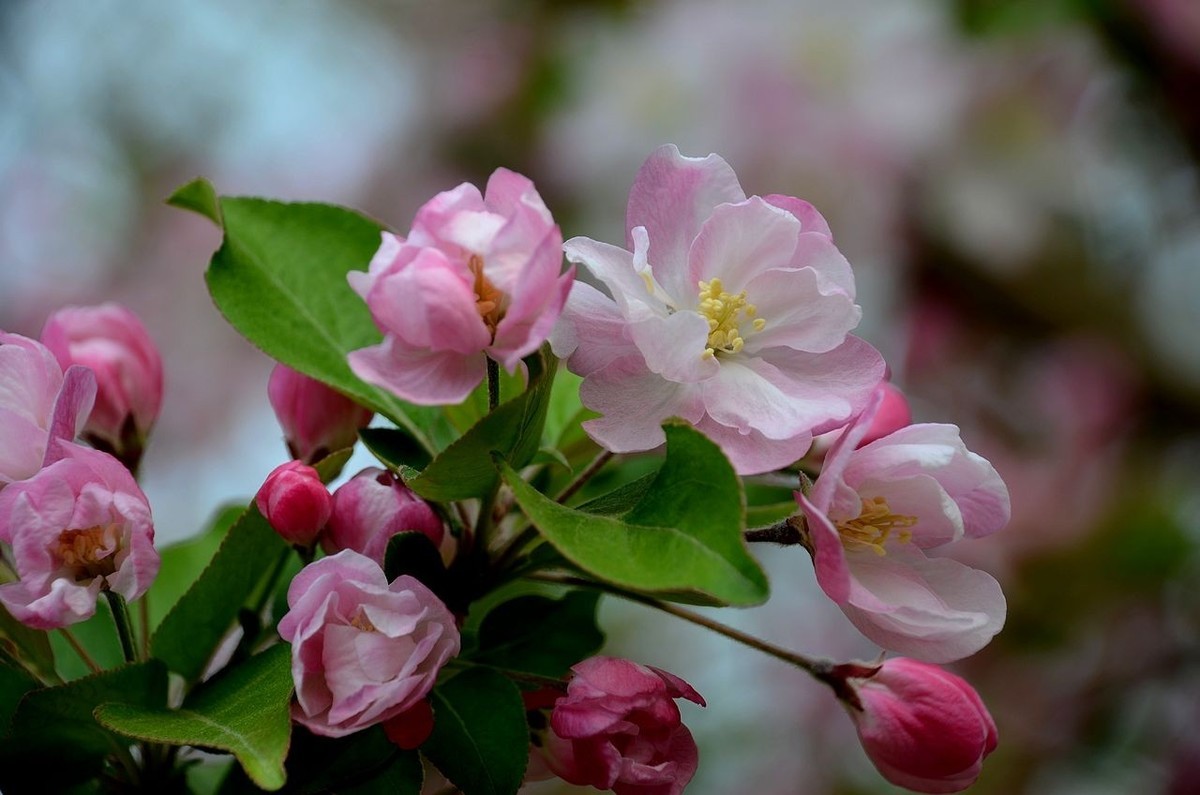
[
  {"x1": 268, "y1": 364, "x2": 373, "y2": 464},
  {"x1": 323, "y1": 468, "x2": 443, "y2": 565},
  {"x1": 255, "y1": 461, "x2": 332, "y2": 547},
  {"x1": 836, "y1": 658, "x2": 997, "y2": 794},
  {"x1": 40, "y1": 304, "x2": 163, "y2": 464}
]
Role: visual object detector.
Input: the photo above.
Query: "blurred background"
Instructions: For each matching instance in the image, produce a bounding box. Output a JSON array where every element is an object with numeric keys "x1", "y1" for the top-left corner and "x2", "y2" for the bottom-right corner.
[{"x1": 2, "y1": 0, "x2": 1199, "y2": 792}]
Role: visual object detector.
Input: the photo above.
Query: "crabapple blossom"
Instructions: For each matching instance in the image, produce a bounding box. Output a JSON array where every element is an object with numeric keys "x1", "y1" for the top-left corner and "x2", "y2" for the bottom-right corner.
[
  {"x1": 797, "y1": 388, "x2": 1010, "y2": 662},
  {"x1": 0, "y1": 441, "x2": 158, "y2": 629},
  {"x1": 323, "y1": 468, "x2": 443, "y2": 565},
  {"x1": 1, "y1": 332, "x2": 96, "y2": 488},
  {"x1": 255, "y1": 461, "x2": 332, "y2": 547},
  {"x1": 834, "y1": 658, "x2": 997, "y2": 793},
  {"x1": 348, "y1": 169, "x2": 571, "y2": 405},
  {"x1": 277, "y1": 550, "x2": 460, "y2": 738},
  {"x1": 550, "y1": 144, "x2": 884, "y2": 474},
  {"x1": 267, "y1": 363, "x2": 373, "y2": 464}
]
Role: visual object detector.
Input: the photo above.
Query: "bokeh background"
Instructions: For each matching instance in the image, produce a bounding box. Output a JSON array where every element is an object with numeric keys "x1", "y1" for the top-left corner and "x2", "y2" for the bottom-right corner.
[{"x1": 3, "y1": 0, "x2": 1200, "y2": 792}]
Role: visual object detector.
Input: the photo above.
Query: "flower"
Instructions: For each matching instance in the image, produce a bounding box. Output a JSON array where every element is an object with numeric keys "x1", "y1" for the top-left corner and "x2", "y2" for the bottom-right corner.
[
  {"x1": 277, "y1": 550, "x2": 460, "y2": 738},
  {"x1": 1, "y1": 332, "x2": 96, "y2": 488},
  {"x1": 549, "y1": 144, "x2": 884, "y2": 475},
  {"x1": 40, "y1": 303, "x2": 163, "y2": 454},
  {"x1": 255, "y1": 461, "x2": 332, "y2": 547},
  {"x1": 0, "y1": 441, "x2": 158, "y2": 629},
  {"x1": 834, "y1": 658, "x2": 997, "y2": 794},
  {"x1": 797, "y1": 389, "x2": 1010, "y2": 662},
  {"x1": 323, "y1": 468, "x2": 443, "y2": 565},
  {"x1": 267, "y1": 364, "x2": 373, "y2": 464},
  {"x1": 348, "y1": 169, "x2": 571, "y2": 405},
  {"x1": 539, "y1": 656, "x2": 705, "y2": 795}
]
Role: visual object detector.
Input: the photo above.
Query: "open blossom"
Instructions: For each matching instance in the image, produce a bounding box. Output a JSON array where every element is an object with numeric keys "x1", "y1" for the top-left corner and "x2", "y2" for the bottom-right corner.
[
  {"x1": 323, "y1": 468, "x2": 444, "y2": 565},
  {"x1": 1, "y1": 332, "x2": 96, "y2": 488},
  {"x1": 40, "y1": 304, "x2": 163, "y2": 452},
  {"x1": 348, "y1": 169, "x2": 571, "y2": 405},
  {"x1": 835, "y1": 658, "x2": 998, "y2": 793},
  {"x1": 797, "y1": 388, "x2": 1010, "y2": 662},
  {"x1": 550, "y1": 144, "x2": 884, "y2": 474},
  {"x1": 277, "y1": 550, "x2": 460, "y2": 738},
  {"x1": 0, "y1": 441, "x2": 158, "y2": 629},
  {"x1": 539, "y1": 656, "x2": 705, "y2": 795},
  {"x1": 268, "y1": 364, "x2": 373, "y2": 464}
]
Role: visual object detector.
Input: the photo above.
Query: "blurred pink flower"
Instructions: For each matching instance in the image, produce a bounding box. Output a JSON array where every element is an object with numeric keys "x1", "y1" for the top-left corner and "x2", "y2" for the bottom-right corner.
[
  {"x1": 0, "y1": 332, "x2": 96, "y2": 487},
  {"x1": 322, "y1": 468, "x2": 443, "y2": 565},
  {"x1": 348, "y1": 169, "x2": 570, "y2": 405},
  {"x1": 541, "y1": 656, "x2": 705, "y2": 795},
  {"x1": 255, "y1": 461, "x2": 332, "y2": 547},
  {"x1": 551, "y1": 144, "x2": 883, "y2": 474},
  {"x1": 0, "y1": 441, "x2": 158, "y2": 629},
  {"x1": 40, "y1": 303, "x2": 163, "y2": 453},
  {"x1": 268, "y1": 364, "x2": 373, "y2": 464},
  {"x1": 277, "y1": 550, "x2": 460, "y2": 738},
  {"x1": 836, "y1": 658, "x2": 997, "y2": 793},
  {"x1": 798, "y1": 390, "x2": 1009, "y2": 662}
]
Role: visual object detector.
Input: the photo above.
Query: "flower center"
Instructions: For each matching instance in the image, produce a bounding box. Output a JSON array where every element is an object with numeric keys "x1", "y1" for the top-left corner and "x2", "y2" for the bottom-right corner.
[
  {"x1": 698, "y1": 278, "x2": 765, "y2": 358},
  {"x1": 350, "y1": 608, "x2": 377, "y2": 633},
  {"x1": 469, "y1": 254, "x2": 503, "y2": 337},
  {"x1": 835, "y1": 497, "x2": 916, "y2": 555},
  {"x1": 53, "y1": 525, "x2": 120, "y2": 582}
]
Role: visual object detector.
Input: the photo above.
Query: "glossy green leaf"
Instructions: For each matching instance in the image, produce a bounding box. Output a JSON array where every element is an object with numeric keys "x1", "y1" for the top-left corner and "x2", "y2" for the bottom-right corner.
[
  {"x1": 360, "y1": 427, "x2": 433, "y2": 472},
  {"x1": 503, "y1": 422, "x2": 768, "y2": 606},
  {"x1": 473, "y1": 591, "x2": 604, "y2": 677},
  {"x1": 97, "y1": 645, "x2": 294, "y2": 791},
  {"x1": 423, "y1": 668, "x2": 528, "y2": 795},
  {"x1": 147, "y1": 503, "x2": 241, "y2": 631}
]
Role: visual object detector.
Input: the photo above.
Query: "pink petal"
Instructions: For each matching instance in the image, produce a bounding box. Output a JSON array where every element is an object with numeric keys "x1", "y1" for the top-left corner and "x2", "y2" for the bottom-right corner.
[
  {"x1": 629, "y1": 311, "x2": 718, "y2": 384},
  {"x1": 549, "y1": 282, "x2": 638, "y2": 378},
  {"x1": 686, "y1": 197, "x2": 801, "y2": 291},
  {"x1": 579, "y1": 357, "x2": 703, "y2": 453},
  {"x1": 349, "y1": 340, "x2": 486, "y2": 406},
  {"x1": 763, "y1": 194, "x2": 833, "y2": 240},
  {"x1": 691, "y1": 416, "x2": 813, "y2": 475},
  {"x1": 797, "y1": 492, "x2": 852, "y2": 602},
  {"x1": 366, "y1": 248, "x2": 490, "y2": 354}
]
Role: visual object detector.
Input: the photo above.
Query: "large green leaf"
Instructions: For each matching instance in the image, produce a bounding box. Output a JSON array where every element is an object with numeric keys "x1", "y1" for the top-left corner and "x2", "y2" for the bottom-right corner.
[
  {"x1": 472, "y1": 591, "x2": 604, "y2": 678},
  {"x1": 503, "y1": 422, "x2": 768, "y2": 606},
  {"x1": 152, "y1": 505, "x2": 288, "y2": 682},
  {"x1": 406, "y1": 350, "x2": 557, "y2": 502},
  {"x1": 423, "y1": 668, "x2": 528, "y2": 795},
  {"x1": 171, "y1": 179, "x2": 451, "y2": 452},
  {"x1": 146, "y1": 503, "x2": 241, "y2": 631},
  {"x1": 279, "y1": 727, "x2": 421, "y2": 795},
  {"x1": 97, "y1": 645, "x2": 294, "y2": 791}
]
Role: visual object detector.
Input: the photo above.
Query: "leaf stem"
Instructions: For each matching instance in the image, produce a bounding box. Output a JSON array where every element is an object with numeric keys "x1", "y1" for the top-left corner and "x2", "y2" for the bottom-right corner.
[
  {"x1": 553, "y1": 449, "x2": 614, "y2": 504},
  {"x1": 487, "y1": 356, "x2": 501, "y2": 413},
  {"x1": 103, "y1": 590, "x2": 139, "y2": 664},
  {"x1": 59, "y1": 626, "x2": 102, "y2": 673}
]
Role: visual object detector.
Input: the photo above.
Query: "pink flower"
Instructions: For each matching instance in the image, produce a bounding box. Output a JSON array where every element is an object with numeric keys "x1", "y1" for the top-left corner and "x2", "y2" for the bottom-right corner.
[
  {"x1": 812, "y1": 381, "x2": 912, "y2": 458},
  {"x1": 540, "y1": 656, "x2": 705, "y2": 795},
  {"x1": 550, "y1": 145, "x2": 884, "y2": 475},
  {"x1": 1, "y1": 332, "x2": 96, "y2": 487},
  {"x1": 835, "y1": 658, "x2": 997, "y2": 793},
  {"x1": 277, "y1": 550, "x2": 460, "y2": 738},
  {"x1": 40, "y1": 304, "x2": 163, "y2": 452},
  {"x1": 255, "y1": 461, "x2": 332, "y2": 547},
  {"x1": 348, "y1": 169, "x2": 571, "y2": 405},
  {"x1": 797, "y1": 389, "x2": 1010, "y2": 662},
  {"x1": 322, "y1": 468, "x2": 443, "y2": 565},
  {"x1": 268, "y1": 364, "x2": 373, "y2": 464},
  {"x1": 0, "y1": 441, "x2": 158, "y2": 629}
]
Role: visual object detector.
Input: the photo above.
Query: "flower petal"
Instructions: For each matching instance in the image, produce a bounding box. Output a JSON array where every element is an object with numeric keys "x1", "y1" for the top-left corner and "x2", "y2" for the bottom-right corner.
[
  {"x1": 580, "y1": 357, "x2": 703, "y2": 453},
  {"x1": 349, "y1": 340, "x2": 485, "y2": 407},
  {"x1": 686, "y1": 196, "x2": 801, "y2": 291}
]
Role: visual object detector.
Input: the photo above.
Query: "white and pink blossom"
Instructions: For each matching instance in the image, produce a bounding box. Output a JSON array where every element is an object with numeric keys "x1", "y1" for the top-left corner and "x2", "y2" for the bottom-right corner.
[{"x1": 550, "y1": 145, "x2": 884, "y2": 474}]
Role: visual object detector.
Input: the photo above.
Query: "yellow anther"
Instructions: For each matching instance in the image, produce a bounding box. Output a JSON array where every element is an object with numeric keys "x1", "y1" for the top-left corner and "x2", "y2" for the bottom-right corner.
[
  {"x1": 350, "y1": 609, "x2": 377, "y2": 633},
  {"x1": 469, "y1": 254, "x2": 504, "y2": 337},
  {"x1": 53, "y1": 525, "x2": 120, "y2": 581},
  {"x1": 696, "y1": 278, "x2": 764, "y2": 358},
  {"x1": 835, "y1": 497, "x2": 917, "y2": 555}
]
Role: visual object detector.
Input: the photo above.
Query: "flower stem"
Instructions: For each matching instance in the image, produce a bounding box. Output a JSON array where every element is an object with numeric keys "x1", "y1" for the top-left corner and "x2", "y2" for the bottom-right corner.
[
  {"x1": 139, "y1": 596, "x2": 151, "y2": 659},
  {"x1": 59, "y1": 627, "x2": 102, "y2": 673},
  {"x1": 744, "y1": 517, "x2": 806, "y2": 545},
  {"x1": 103, "y1": 590, "x2": 139, "y2": 664},
  {"x1": 553, "y1": 449, "x2": 614, "y2": 504},
  {"x1": 487, "y1": 357, "x2": 501, "y2": 412}
]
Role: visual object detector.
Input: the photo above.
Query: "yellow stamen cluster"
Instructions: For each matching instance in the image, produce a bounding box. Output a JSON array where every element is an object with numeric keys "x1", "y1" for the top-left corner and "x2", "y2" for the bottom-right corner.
[
  {"x1": 697, "y1": 278, "x2": 765, "y2": 358},
  {"x1": 836, "y1": 497, "x2": 917, "y2": 556},
  {"x1": 53, "y1": 525, "x2": 119, "y2": 581},
  {"x1": 469, "y1": 254, "x2": 503, "y2": 336},
  {"x1": 350, "y1": 608, "x2": 377, "y2": 633}
]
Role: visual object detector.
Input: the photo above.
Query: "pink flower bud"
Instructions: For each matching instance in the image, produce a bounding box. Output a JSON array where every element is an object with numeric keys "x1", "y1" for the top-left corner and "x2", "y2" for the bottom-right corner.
[
  {"x1": 323, "y1": 468, "x2": 443, "y2": 565},
  {"x1": 267, "y1": 364, "x2": 373, "y2": 464},
  {"x1": 255, "y1": 461, "x2": 332, "y2": 547},
  {"x1": 0, "y1": 441, "x2": 159, "y2": 629},
  {"x1": 40, "y1": 304, "x2": 163, "y2": 457},
  {"x1": 839, "y1": 658, "x2": 997, "y2": 794},
  {"x1": 857, "y1": 381, "x2": 912, "y2": 448},
  {"x1": 540, "y1": 656, "x2": 705, "y2": 795},
  {"x1": 277, "y1": 550, "x2": 460, "y2": 738}
]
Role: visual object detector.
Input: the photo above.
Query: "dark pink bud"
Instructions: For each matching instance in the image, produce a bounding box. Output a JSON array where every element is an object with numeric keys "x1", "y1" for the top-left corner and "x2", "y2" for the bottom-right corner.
[
  {"x1": 856, "y1": 381, "x2": 911, "y2": 448},
  {"x1": 268, "y1": 364, "x2": 373, "y2": 464},
  {"x1": 255, "y1": 461, "x2": 332, "y2": 547},
  {"x1": 323, "y1": 468, "x2": 443, "y2": 565},
  {"x1": 383, "y1": 698, "x2": 435, "y2": 750},
  {"x1": 839, "y1": 658, "x2": 997, "y2": 793}
]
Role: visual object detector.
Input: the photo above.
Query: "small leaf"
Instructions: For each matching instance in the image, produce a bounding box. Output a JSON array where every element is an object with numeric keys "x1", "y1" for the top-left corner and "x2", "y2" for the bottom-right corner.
[
  {"x1": 97, "y1": 645, "x2": 294, "y2": 791},
  {"x1": 146, "y1": 503, "x2": 241, "y2": 631},
  {"x1": 312, "y1": 447, "x2": 354, "y2": 484},
  {"x1": 423, "y1": 668, "x2": 528, "y2": 795},
  {"x1": 503, "y1": 422, "x2": 768, "y2": 606},
  {"x1": 473, "y1": 592, "x2": 604, "y2": 678},
  {"x1": 168, "y1": 177, "x2": 223, "y2": 224},
  {"x1": 360, "y1": 427, "x2": 433, "y2": 472}
]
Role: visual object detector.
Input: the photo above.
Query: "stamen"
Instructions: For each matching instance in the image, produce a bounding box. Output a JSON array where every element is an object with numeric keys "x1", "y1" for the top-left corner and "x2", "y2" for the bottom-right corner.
[
  {"x1": 53, "y1": 525, "x2": 120, "y2": 581},
  {"x1": 835, "y1": 497, "x2": 917, "y2": 556},
  {"x1": 469, "y1": 254, "x2": 504, "y2": 336},
  {"x1": 697, "y1": 278, "x2": 764, "y2": 358},
  {"x1": 350, "y1": 609, "x2": 377, "y2": 633}
]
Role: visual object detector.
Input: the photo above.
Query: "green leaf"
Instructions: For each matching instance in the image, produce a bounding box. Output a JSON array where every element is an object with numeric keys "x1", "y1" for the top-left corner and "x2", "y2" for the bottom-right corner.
[
  {"x1": 383, "y1": 532, "x2": 450, "y2": 599},
  {"x1": 152, "y1": 505, "x2": 288, "y2": 682},
  {"x1": 360, "y1": 427, "x2": 433, "y2": 472},
  {"x1": 281, "y1": 727, "x2": 421, "y2": 795},
  {"x1": 407, "y1": 349, "x2": 557, "y2": 502},
  {"x1": 312, "y1": 447, "x2": 354, "y2": 483},
  {"x1": 176, "y1": 181, "x2": 451, "y2": 452},
  {"x1": 574, "y1": 472, "x2": 657, "y2": 516},
  {"x1": 443, "y1": 364, "x2": 527, "y2": 435},
  {"x1": 423, "y1": 668, "x2": 528, "y2": 795},
  {"x1": 0, "y1": 658, "x2": 39, "y2": 733},
  {"x1": 97, "y1": 645, "x2": 294, "y2": 791},
  {"x1": 503, "y1": 422, "x2": 768, "y2": 606},
  {"x1": 0, "y1": 603, "x2": 56, "y2": 683},
  {"x1": 473, "y1": 592, "x2": 604, "y2": 678},
  {"x1": 147, "y1": 503, "x2": 241, "y2": 631}
]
